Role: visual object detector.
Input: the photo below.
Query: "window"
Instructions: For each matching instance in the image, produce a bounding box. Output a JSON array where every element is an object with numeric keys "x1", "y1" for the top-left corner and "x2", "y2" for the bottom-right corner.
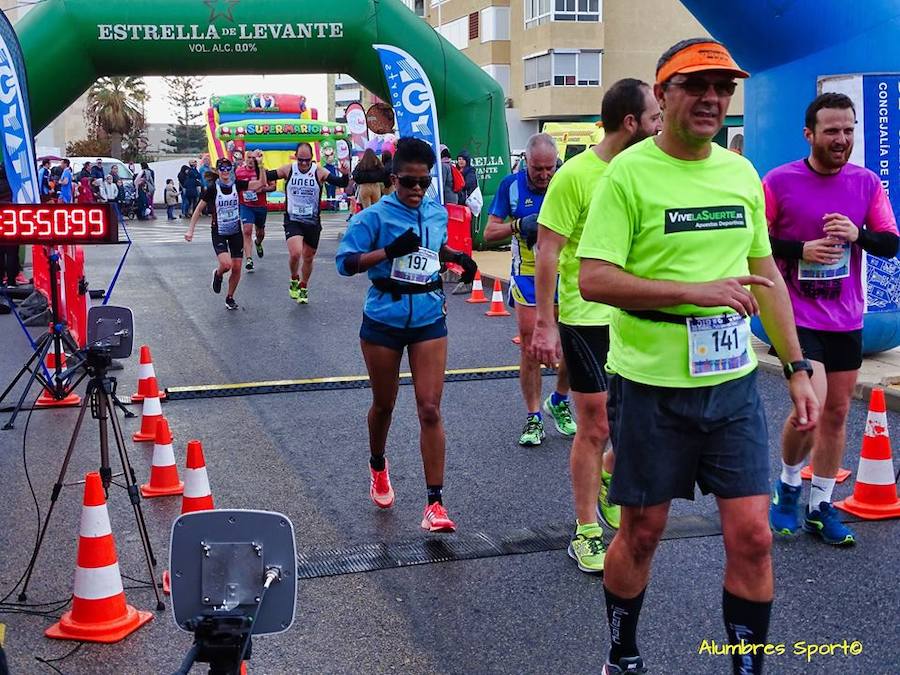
[
  {"x1": 437, "y1": 16, "x2": 468, "y2": 50},
  {"x1": 524, "y1": 53, "x2": 552, "y2": 90},
  {"x1": 481, "y1": 7, "x2": 510, "y2": 42},
  {"x1": 526, "y1": 50, "x2": 601, "y2": 89},
  {"x1": 468, "y1": 12, "x2": 479, "y2": 40},
  {"x1": 554, "y1": 0, "x2": 601, "y2": 22},
  {"x1": 525, "y1": 0, "x2": 551, "y2": 29}
]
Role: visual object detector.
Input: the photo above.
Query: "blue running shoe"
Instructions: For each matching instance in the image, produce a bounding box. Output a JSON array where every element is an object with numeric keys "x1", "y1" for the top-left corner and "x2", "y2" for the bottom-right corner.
[
  {"x1": 804, "y1": 502, "x2": 856, "y2": 546},
  {"x1": 769, "y1": 480, "x2": 802, "y2": 535}
]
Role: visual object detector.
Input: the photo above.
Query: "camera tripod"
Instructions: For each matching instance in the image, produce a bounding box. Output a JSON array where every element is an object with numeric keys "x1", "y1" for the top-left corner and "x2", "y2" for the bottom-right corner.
[{"x1": 15, "y1": 348, "x2": 163, "y2": 610}]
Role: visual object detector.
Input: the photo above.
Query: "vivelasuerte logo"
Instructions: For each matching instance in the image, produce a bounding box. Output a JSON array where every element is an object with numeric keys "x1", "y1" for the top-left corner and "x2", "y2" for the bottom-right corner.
[
  {"x1": 664, "y1": 205, "x2": 747, "y2": 234},
  {"x1": 97, "y1": 23, "x2": 344, "y2": 41}
]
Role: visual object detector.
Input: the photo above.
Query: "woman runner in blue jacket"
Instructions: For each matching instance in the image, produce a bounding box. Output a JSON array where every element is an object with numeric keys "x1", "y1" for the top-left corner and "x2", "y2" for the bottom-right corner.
[{"x1": 336, "y1": 138, "x2": 477, "y2": 532}]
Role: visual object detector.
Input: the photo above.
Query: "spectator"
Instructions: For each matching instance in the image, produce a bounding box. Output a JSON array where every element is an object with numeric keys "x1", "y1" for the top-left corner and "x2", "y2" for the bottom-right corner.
[
  {"x1": 352, "y1": 148, "x2": 387, "y2": 210},
  {"x1": 198, "y1": 154, "x2": 212, "y2": 215},
  {"x1": 77, "y1": 161, "x2": 92, "y2": 183},
  {"x1": 90, "y1": 159, "x2": 104, "y2": 181},
  {"x1": 381, "y1": 150, "x2": 395, "y2": 195},
  {"x1": 164, "y1": 178, "x2": 179, "y2": 220},
  {"x1": 57, "y1": 159, "x2": 73, "y2": 203},
  {"x1": 99, "y1": 174, "x2": 118, "y2": 203},
  {"x1": 322, "y1": 147, "x2": 338, "y2": 206},
  {"x1": 136, "y1": 182, "x2": 151, "y2": 220},
  {"x1": 37, "y1": 158, "x2": 53, "y2": 202},
  {"x1": 181, "y1": 160, "x2": 203, "y2": 217},
  {"x1": 76, "y1": 176, "x2": 95, "y2": 203},
  {"x1": 439, "y1": 145, "x2": 459, "y2": 206},
  {"x1": 456, "y1": 151, "x2": 478, "y2": 206}
]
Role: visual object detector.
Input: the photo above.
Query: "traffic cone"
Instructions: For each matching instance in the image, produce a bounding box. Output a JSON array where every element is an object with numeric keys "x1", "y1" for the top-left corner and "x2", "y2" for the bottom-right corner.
[
  {"x1": 35, "y1": 350, "x2": 81, "y2": 408},
  {"x1": 835, "y1": 388, "x2": 900, "y2": 519},
  {"x1": 800, "y1": 464, "x2": 851, "y2": 482},
  {"x1": 485, "y1": 278, "x2": 510, "y2": 317},
  {"x1": 45, "y1": 472, "x2": 153, "y2": 643},
  {"x1": 140, "y1": 417, "x2": 183, "y2": 498},
  {"x1": 164, "y1": 439, "x2": 214, "y2": 594},
  {"x1": 132, "y1": 377, "x2": 162, "y2": 442},
  {"x1": 465, "y1": 271, "x2": 489, "y2": 303},
  {"x1": 132, "y1": 345, "x2": 166, "y2": 402}
]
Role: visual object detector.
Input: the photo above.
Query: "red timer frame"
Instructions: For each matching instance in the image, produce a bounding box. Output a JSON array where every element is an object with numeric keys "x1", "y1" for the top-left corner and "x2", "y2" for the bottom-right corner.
[{"x1": 0, "y1": 203, "x2": 118, "y2": 244}]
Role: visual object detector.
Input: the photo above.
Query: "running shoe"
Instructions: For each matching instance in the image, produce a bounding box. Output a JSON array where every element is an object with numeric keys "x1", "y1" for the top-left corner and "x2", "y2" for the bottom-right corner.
[
  {"x1": 597, "y1": 471, "x2": 621, "y2": 530},
  {"x1": 369, "y1": 463, "x2": 395, "y2": 509},
  {"x1": 602, "y1": 656, "x2": 647, "y2": 674},
  {"x1": 289, "y1": 279, "x2": 300, "y2": 300},
  {"x1": 543, "y1": 395, "x2": 577, "y2": 436},
  {"x1": 224, "y1": 296, "x2": 238, "y2": 311},
  {"x1": 297, "y1": 287, "x2": 309, "y2": 304},
  {"x1": 245, "y1": 257, "x2": 254, "y2": 272},
  {"x1": 421, "y1": 502, "x2": 456, "y2": 532},
  {"x1": 567, "y1": 523, "x2": 606, "y2": 574},
  {"x1": 804, "y1": 501, "x2": 856, "y2": 546},
  {"x1": 212, "y1": 271, "x2": 223, "y2": 294},
  {"x1": 518, "y1": 414, "x2": 545, "y2": 447},
  {"x1": 769, "y1": 480, "x2": 802, "y2": 535},
  {"x1": 255, "y1": 240, "x2": 264, "y2": 257}
]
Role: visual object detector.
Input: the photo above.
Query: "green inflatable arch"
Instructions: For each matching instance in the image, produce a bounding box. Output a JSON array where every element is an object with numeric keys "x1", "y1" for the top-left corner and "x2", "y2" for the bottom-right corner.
[{"x1": 16, "y1": 0, "x2": 509, "y2": 242}]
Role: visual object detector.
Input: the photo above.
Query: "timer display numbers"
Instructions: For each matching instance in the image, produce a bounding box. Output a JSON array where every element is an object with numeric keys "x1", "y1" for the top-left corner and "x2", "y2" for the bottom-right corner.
[{"x1": 0, "y1": 204, "x2": 118, "y2": 244}]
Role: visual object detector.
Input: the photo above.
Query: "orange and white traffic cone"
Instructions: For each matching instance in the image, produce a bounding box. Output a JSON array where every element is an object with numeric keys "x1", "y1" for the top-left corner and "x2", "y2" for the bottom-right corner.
[
  {"x1": 485, "y1": 278, "x2": 510, "y2": 317},
  {"x1": 45, "y1": 472, "x2": 153, "y2": 643},
  {"x1": 800, "y1": 464, "x2": 851, "y2": 482},
  {"x1": 465, "y1": 271, "x2": 489, "y2": 304},
  {"x1": 132, "y1": 345, "x2": 166, "y2": 402},
  {"x1": 132, "y1": 377, "x2": 162, "y2": 442},
  {"x1": 140, "y1": 417, "x2": 183, "y2": 498},
  {"x1": 835, "y1": 388, "x2": 900, "y2": 519},
  {"x1": 35, "y1": 350, "x2": 81, "y2": 408},
  {"x1": 163, "y1": 439, "x2": 214, "y2": 594}
]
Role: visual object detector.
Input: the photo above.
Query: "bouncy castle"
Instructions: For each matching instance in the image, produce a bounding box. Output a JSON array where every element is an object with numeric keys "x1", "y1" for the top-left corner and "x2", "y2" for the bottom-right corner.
[{"x1": 205, "y1": 93, "x2": 350, "y2": 211}]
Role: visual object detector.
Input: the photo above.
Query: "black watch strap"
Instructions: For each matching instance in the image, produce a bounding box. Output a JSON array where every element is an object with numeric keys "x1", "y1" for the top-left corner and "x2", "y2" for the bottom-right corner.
[{"x1": 783, "y1": 359, "x2": 813, "y2": 380}]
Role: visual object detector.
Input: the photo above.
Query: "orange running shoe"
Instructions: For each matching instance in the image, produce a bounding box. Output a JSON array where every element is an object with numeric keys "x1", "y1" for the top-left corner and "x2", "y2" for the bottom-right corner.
[
  {"x1": 421, "y1": 502, "x2": 456, "y2": 532},
  {"x1": 369, "y1": 463, "x2": 395, "y2": 509}
]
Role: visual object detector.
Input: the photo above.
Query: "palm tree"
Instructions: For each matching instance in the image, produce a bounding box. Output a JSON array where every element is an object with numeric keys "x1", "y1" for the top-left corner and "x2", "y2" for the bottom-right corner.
[{"x1": 86, "y1": 77, "x2": 149, "y2": 159}]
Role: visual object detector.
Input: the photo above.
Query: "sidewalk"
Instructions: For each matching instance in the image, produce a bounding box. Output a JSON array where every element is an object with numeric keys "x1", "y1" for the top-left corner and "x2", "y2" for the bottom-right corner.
[{"x1": 473, "y1": 249, "x2": 900, "y2": 409}]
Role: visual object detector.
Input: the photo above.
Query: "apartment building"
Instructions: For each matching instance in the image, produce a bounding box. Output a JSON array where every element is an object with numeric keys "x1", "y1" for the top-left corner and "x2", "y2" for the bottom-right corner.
[{"x1": 422, "y1": 0, "x2": 744, "y2": 151}]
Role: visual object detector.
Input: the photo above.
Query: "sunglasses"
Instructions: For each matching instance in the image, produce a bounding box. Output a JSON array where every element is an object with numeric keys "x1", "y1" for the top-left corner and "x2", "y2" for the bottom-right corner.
[
  {"x1": 296, "y1": 157, "x2": 312, "y2": 164},
  {"x1": 667, "y1": 77, "x2": 737, "y2": 97},
  {"x1": 218, "y1": 166, "x2": 233, "y2": 172},
  {"x1": 395, "y1": 175, "x2": 432, "y2": 190}
]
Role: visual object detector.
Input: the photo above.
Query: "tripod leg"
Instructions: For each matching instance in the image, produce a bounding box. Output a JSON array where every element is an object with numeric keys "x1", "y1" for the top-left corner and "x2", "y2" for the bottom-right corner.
[
  {"x1": 17, "y1": 387, "x2": 93, "y2": 601},
  {"x1": 111, "y1": 392, "x2": 136, "y2": 419},
  {"x1": 104, "y1": 388, "x2": 165, "y2": 611},
  {"x1": 0, "y1": 332, "x2": 52, "y2": 405},
  {"x1": 2, "y1": 334, "x2": 55, "y2": 431}
]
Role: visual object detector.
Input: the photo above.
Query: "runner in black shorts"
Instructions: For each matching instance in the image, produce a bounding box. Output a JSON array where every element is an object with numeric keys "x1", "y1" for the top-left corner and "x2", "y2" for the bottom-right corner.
[
  {"x1": 184, "y1": 158, "x2": 267, "y2": 310},
  {"x1": 577, "y1": 40, "x2": 817, "y2": 675},
  {"x1": 264, "y1": 142, "x2": 350, "y2": 304},
  {"x1": 235, "y1": 149, "x2": 274, "y2": 273},
  {"x1": 532, "y1": 79, "x2": 661, "y2": 575}
]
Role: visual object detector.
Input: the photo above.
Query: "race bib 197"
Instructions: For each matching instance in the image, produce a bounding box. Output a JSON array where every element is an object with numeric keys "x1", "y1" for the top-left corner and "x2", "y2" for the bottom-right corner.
[
  {"x1": 390, "y1": 247, "x2": 440, "y2": 285},
  {"x1": 686, "y1": 313, "x2": 750, "y2": 377}
]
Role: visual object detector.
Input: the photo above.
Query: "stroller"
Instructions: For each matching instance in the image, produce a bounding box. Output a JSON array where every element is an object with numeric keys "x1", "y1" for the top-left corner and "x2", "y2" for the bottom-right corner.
[{"x1": 118, "y1": 181, "x2": 138, "y2": 219}]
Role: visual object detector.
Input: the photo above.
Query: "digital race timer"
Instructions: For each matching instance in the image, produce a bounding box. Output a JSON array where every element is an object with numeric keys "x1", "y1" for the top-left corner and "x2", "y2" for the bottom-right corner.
[{"x1": 0, "y1": 203, "x2": 118, "y2": 244}]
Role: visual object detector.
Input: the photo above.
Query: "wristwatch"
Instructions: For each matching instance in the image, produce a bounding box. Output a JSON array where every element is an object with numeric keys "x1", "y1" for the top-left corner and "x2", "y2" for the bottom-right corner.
[{"x1": 783, "y1": 359, "x2": 813, "y2": 380}]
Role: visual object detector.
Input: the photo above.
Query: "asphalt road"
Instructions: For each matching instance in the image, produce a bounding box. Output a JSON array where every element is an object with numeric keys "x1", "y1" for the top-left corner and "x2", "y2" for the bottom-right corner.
[{"x1": 0, "y1": 213, "x2": 898, "y2": 674}]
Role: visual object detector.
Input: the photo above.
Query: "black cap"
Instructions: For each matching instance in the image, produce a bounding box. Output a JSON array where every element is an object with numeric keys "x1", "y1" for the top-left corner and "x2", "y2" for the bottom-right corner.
[{"x1": 216, "y1": 158, "x2": 233, "y2": 171}]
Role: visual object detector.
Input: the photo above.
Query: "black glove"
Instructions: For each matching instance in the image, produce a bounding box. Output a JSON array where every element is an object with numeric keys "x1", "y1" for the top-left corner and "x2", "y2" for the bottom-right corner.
[
  {"x1": 384, "y1": 228, "x2": 421, "y2": 259},
  {"x1": 453, "y1": 252, "x2": 478, "y2": 284},
  {"x1": 518, "y1": 214, "x2": 539, "y2": 249}
]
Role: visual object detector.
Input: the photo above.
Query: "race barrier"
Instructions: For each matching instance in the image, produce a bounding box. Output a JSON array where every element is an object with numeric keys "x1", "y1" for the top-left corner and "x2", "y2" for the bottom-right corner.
[{"x1": 446, "y1": 204, "x2": 473, "y2": 276}]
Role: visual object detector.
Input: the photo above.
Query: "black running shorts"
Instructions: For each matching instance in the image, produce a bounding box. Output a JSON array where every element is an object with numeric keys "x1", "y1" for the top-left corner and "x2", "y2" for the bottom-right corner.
[
  {"x1": 794, "y1": 327, "x2": 863, "y2": 373},
  {"x1": 606, "y1": 370, "x2": 770, "y2": 506},
  {"x1": 558, "y1": 323, "x2": 610, "y2": 394},
  {"x1": 212, "y1": 231, "x2": 243, "y2": 259},
  {"x1": 283, "y1": 216, "x2": 323, "y2": 250}
]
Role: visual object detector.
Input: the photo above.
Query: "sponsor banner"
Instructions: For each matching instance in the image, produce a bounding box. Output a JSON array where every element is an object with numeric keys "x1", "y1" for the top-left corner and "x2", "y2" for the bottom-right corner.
[
  {"x1": 862, "y1": 74, "x2": 900, "y2": 312},
  {"x1": 373, "y1": 44, "x2": 443, "y2": 204},
  {"x1": 0, "y1": 10, "x2": 39, "y2": 204},
  {"x1": 664, "y1": 206, "x2": 747, "y2": 234}
]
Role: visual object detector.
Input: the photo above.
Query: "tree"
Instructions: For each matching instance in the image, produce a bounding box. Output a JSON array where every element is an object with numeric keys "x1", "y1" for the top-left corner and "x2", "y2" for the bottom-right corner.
[
  {"x1": 66, "y1": 137, "x2": 111, "y2": 158},
  {"x1": 86, "y1": 77, "x2": 149, "y2": 159},
  {"x1": 164, "y1": 76, "x2": 207, "y2": 154}
]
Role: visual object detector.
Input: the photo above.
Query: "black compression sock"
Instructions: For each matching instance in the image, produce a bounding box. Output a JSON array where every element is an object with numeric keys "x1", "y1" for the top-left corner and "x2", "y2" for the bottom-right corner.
[
  {"x1": 604, "y1": 585, "x2": 645, "y2": 663},
  {"x1": 722, "y1": 588, "x2": 772, "y2": 675},
  {"x1": 369, "y1": 454, "x2": 385, "y2": 472},
  {"x1": 426, "y1": 485, "x2": 443, "y2": 505}
]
